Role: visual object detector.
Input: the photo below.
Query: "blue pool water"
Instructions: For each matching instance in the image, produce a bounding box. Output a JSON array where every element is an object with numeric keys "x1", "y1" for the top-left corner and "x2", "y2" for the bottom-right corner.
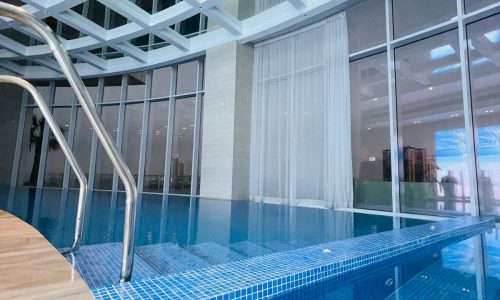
[
  {"x1": 280, "y1": 230, "x2": 500, "y2": 299},
  {"x1": 1, "y1": 186, "x2": 499, "y2": 299},
  {"x1": 3, "y1": 187, "x2": 427, "y2": 250}
]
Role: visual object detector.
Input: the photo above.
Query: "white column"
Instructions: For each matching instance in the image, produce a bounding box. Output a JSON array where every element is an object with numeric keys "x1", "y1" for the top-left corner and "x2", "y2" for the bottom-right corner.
[{"x1": 200, "y1": 41, "x2": 254, "y2": 200}]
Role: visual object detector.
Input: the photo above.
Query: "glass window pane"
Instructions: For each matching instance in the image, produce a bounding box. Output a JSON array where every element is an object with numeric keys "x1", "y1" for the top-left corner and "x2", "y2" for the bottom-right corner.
[
  {"x1": 169, "y1": 97, "x2": 196, "y2": 194},
  {"x1": 392, "y1": 0, "x2": 457, "y2": 38},
  {"x1": 158, "y1": 0, "x2": 176, "y2": 11},
  {"x1": 119, "y1": 103, "x2": 144, "y2": 190},
  {"x1": 395, "y1": 30, "x2": 470, "y2": 215},
  {"x1": 350, "y1": 53, "x2": 392, "y2": 210},
  {"x1": 28, "y1": 82, "x2": 51, "y2": 105},
  {"x1": 69, "y1": 107, "x2": 92, "y2": 188},
  {"x1": 87, "y1": 0, "x2": 106, "y2": 27},
  {"x1": 152, "y1": 67, "x2": 172, "y2": 98},
  {"x1": 465, "y1": 0, "x2": 498, "y2": 13},
  {"x1": 144, "y1": 100, "x2": 169, "y2": 192},
  {"x1": 467, "y1": 14, "x2": 500, "y2": 218},
  {"x1": 109, "y1": 10, "x2": 127, "y2": 29},
  {"x1": 103, "y1": 76, "x2": 122, "y2": 103},
  {"x1": 54, "y1": 81, "x2": 75, "y2": 105},
  {"x1": 17, "y1": 108, "x2": 43, "y2": 186},
  {"x1": 346, "y1": 0, "x2": 386, "y2": 53},
  {"x1": 94, "y1": 105, "x2": 119, "y2": 189},
  {"x1": 196, "y1": 96, "x2": 203, "y2": 195},
  {"x1": 84, "y1": 78, "x2": 99, "y2": 103},
  {"x1": 43, "y1": 107, "x2": 71, "y2": 187},
  {"x1": 176, "y1": 61, "x2": 197, "y2": 95},
  {"x1": 179, "y1": 14, "x2": 200, "y2": 36},
  {"x1": 127, "y1": 72, "x2": 147, "y2": 101}
]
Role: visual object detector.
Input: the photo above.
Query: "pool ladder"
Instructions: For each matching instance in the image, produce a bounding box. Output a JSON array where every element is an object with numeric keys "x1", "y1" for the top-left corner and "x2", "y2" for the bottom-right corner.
[{"x1": 0, "y1": 3, "x2": 138, "y2": 282}]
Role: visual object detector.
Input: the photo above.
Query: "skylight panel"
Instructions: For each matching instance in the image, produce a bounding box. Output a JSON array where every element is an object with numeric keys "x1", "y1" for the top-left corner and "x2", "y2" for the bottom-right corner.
[{"x1": 430, "y1": 45, "x2": 455, "y2": 60}]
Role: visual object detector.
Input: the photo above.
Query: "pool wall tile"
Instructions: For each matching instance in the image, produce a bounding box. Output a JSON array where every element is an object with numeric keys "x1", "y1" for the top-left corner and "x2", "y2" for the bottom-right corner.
[{"x1": 92, "y1": 216, "x2": 494, "y2": 300}]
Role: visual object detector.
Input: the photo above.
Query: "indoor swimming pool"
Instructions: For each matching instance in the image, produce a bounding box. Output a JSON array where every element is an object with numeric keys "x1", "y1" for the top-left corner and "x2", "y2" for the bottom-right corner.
[{"x1": 1, "y1": 187, "x2": 498, "y2": 299}]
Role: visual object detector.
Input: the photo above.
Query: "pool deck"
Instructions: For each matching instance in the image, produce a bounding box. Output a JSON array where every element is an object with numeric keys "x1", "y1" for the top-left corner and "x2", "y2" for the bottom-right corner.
[{"x1": 0, "y1": 210, "x2": 92, "y2": 299}]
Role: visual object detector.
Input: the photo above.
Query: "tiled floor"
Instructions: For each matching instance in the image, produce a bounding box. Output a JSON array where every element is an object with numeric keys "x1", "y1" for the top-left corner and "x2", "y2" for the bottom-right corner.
[{"x1": 91, "y1": 216, "x2": 494, "y2": 300}]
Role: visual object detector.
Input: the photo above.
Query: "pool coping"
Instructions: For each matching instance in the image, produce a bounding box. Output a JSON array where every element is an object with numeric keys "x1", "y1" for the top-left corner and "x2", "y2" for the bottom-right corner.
[{"x1": 92, "y1": 216, "x2": 494, "y2": 300}]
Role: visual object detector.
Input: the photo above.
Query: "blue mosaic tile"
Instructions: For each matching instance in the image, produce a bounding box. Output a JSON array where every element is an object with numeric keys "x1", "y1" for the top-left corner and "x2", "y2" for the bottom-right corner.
[
  {"x1": 92, "y1": 216, "x2": 494, "y2": 300},
  {"x1": 136, "y1": 243, "x2": 212, "y2": 274},
  {"x1": 229, "y1": 241, "x2": 274, "y2": 257},
  {"x1": 186, "y1": 242, "x2": 246, "y2": 265},
  {"x1": 63, "y1": 243, "x2": 160, "y2": 289}
]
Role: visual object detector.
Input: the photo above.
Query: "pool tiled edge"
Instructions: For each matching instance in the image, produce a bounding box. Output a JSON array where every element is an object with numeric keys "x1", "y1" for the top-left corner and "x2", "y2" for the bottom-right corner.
[{"x1": 92, "y1": 216, "x2": 494, "y2": 300}]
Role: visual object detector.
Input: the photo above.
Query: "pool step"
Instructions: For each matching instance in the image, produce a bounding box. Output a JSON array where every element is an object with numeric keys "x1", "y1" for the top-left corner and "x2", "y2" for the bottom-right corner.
[
  {"x1": 135, "y1": 242, "x2": 212, "y2": 274},
  {"x1": 63, "y1": 242, "x2": 160, "y2": 289},
  {"x1": 186, "y1": 242, "x2": 246, "y2": 264},
  {"x1": 230, "y1": 241, "x2": 274, "y2": 257},
  {"x1": 92, "y1": 216, "x2": 494, "y2": 300}
]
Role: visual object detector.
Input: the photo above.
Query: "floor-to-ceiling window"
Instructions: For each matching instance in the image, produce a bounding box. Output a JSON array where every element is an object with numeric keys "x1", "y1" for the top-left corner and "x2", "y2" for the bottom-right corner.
[
  {"x1": 347, "y1": 0, "x2": 500, "y2": 219},
  {"x1": 348, "y1": 0, "x2": 391, "y2": 210},
  {"x1": 467, "y1": 13, "x2": 500, "y2": 217},
  {"x1": 10, "y1": 60, "x2": 205, "y2": 204}
]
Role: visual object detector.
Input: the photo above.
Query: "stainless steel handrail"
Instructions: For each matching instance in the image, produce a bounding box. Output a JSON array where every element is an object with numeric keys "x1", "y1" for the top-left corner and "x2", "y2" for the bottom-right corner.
[
  {"x1": 0, "y1": 3, "x2": 138, "y2": 282},
  {"x1": 0, "y1": 75, "x2": 88, "y2": 253}
]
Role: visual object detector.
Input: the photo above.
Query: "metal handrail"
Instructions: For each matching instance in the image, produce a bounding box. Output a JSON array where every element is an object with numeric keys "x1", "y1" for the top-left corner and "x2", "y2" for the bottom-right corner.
[
  {"x1": 0, "y1": 3, "x2": 138, "y2": 282},
  {"x1": 0, "y1": 75, "x2": 88, "y2": 253}
]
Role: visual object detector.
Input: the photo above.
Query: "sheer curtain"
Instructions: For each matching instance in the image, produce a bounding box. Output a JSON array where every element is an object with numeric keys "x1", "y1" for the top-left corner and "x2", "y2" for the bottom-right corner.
[{"x1": 250, "y1": 12, "x2": 352, "y2": 209}]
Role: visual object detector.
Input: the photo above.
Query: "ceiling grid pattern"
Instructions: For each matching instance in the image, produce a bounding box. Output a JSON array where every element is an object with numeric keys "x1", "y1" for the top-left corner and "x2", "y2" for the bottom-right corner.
[{"x1": 0, "y1": 0, "x2": 350, "y2": 79}]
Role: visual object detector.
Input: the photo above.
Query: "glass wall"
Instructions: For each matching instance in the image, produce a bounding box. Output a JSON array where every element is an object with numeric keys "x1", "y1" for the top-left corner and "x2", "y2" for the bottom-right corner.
[
  {"x1": 43, "y1": 107, "x2": 72, "y2": 187},
  {"x1": 467, "y1": 13, "x2": 500, "y2": 217},
  {"x1": 169, "y1": 97, "x2": 196, "y2": 194},
  {"x1": 347, "y1": 0, "x2": 500, "y2": 219},
  {"x1": 143, "y1": 101, "x2": 169, "y2": 192},
  {"x1": 350, "y1": 53, "x2": 391, "y2": 210},
  {"x1": 12, "y1": 59, "x2": 204, "y2": 198},
  {"x1": 395, "y1": 30, "x2": 470, "y2": 214}
]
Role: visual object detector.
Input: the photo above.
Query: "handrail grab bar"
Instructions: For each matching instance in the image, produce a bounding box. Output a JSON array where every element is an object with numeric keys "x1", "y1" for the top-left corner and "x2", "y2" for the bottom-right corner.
[
  {"x1": 0, "y1": 3, "x2": 138, "y2": 282},
  {"x1": 0, "y1": 75, "x2": 88, "y2": 253}
]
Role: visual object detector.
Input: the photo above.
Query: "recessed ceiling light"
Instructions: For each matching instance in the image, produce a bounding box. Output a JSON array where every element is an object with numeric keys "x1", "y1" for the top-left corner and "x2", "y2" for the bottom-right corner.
[
  {"x1": 428, "y1": 86, "x2": 434, "y2": 91},
  {"x1": 414, "y1": 120, "x2": 422, "y2": 124},
  {"x1": 372, "y1": 97, "x2": 379, "y2": 101}
]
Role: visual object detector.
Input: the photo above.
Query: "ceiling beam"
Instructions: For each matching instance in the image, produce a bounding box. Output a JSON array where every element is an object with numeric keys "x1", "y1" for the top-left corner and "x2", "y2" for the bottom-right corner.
[
  {"x1": 70, "y1": 51, "x2": 108, "y2": 70},
  {"x1": 112, "y1": 42, "x2": 148, "y2": 63},
  {"x1": 155, "y1": 27, "x2": 190, "y2": 51},
  {"x1": 56, "y1": 10, "x2": 107, "y2": 42},
  {"x1": 203, "y1": 6, "x2": 242, "y2": 36},
  {"x1": 0, "y1": 34, "x2": 27, "y2": 56},
  {"x1": 32, "y1": 57, "x2": 62, "y2": 73},
  {"x1": 97, "y1": 0, "x2": 151, "y2": 28},
  {"x1": 0, "y1": 59, "x2": 25, "y2": 75},
  {"x1": 287, "y1": 0, "x2": 307, "y2": 9}
]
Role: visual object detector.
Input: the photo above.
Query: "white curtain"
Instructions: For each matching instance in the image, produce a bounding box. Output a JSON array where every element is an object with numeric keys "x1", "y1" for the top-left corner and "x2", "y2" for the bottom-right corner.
[{"x1": 250, "y1": 12, "x2": 352, "y2": 209}]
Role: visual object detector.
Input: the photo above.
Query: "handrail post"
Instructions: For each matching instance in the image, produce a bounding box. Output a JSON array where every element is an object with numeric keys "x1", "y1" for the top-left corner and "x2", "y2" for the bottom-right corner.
[
  {"x1": 0, "y1": 75, "x2": 88, "y2": 253},
  {"x1": 0, "y1": 3, "x2": 138, "y2": 282}
]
